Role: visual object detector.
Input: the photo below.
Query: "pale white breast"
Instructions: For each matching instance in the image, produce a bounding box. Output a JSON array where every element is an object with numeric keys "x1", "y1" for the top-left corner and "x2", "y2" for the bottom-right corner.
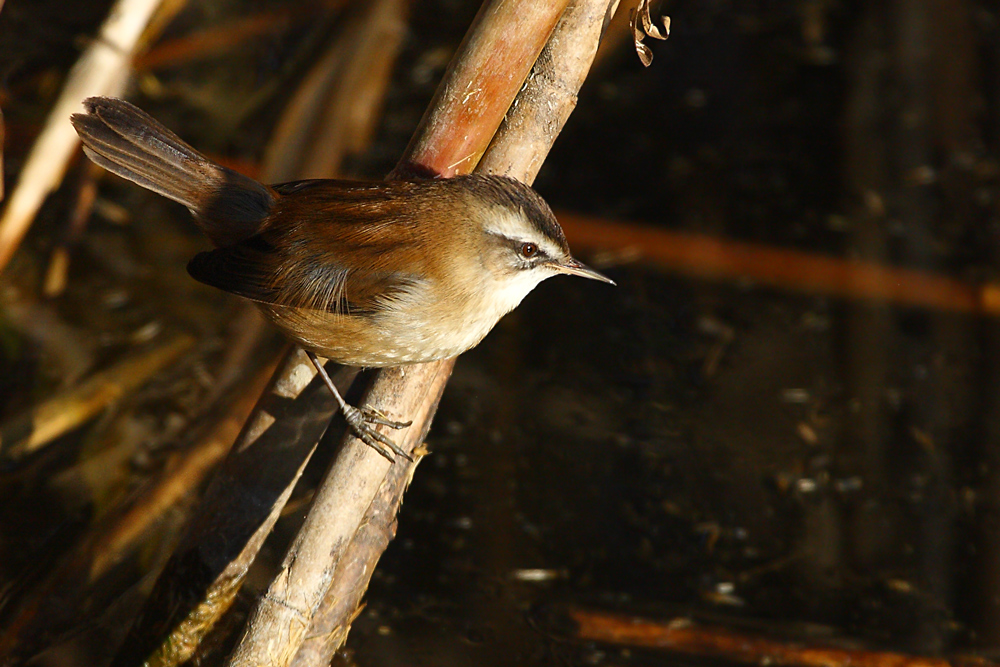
[
  {"x1": 369, "y1": 266, "x2": 553, "y2": 364},
  {"x1": 256, "y1": 255, "x2": 555, "y2": 367}
]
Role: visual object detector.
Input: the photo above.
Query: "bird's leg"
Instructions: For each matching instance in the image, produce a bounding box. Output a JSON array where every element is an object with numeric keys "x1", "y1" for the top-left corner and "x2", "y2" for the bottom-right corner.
[{"x1": 306, "y1": 352, "x2": 412, "y2": 462}]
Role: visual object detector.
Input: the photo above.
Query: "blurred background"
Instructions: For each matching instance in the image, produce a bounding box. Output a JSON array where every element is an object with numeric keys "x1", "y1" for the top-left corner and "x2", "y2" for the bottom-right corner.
[{"x1": 1, "y1": 0, "x2": 999, "y2": 665}]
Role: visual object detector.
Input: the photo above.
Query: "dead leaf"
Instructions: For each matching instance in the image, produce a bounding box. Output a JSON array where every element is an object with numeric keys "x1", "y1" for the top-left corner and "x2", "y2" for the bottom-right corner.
[{"x1": 629, "y1": 0, "x2": 670, "y2": 67}]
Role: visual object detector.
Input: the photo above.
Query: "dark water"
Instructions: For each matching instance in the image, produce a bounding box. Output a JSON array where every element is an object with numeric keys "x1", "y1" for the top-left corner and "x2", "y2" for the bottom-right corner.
[{"x1": 347, "y1": 0, "x2": 1000, "y2": 663}]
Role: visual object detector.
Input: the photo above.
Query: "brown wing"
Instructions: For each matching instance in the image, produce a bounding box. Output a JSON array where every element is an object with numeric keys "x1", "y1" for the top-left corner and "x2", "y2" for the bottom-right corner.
[{"x1": 188, "y1": 179, "x2": 438, "y2": 316}]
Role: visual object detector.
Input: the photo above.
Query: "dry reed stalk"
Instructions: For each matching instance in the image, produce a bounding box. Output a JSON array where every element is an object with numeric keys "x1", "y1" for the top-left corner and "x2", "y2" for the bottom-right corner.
[
  {"x1": 262, "y1": 0, "x2": 407, "y2": 182},
  {"x1": 0, "y1": 332, "x2": 194, "y2": 461},
  {"x1": 134, "y1": 0, "x2": 349, "y2": 71},
  {"x1": 556, "y1": 211, "x2": 1000, "y2": 315},
  {"x1": 0, "y1": 284, "x2": 94, "y2": 383},
  {"x1": 396, "y1": 0, "x2": 572, "y2": 178},
  {"x1": 226, "y1": 1, "x2": 573, "y2": 664},
  {"x1": 108, "y1": 2, "x2": 409, "y2": 664},
  {"x1": 288, "y1": 1, "x2": 618, "y2": 664},
  {"x1": 0, "y1": 361, "x2": 274, "y2": 665},
  {"x1": 568, "y1": 607, "x2": 993, "y2": 667},
  {"x1": 1, "y1": 105, "x2": 4, "y2": 202},
  {"x1": 89, "y1": 361, "x2": 277, "y2": 578},
  {"x1": 0, "y1": 0, "x2": 167, "y2": 272},
  {"x1": 0, "y1": 0, "x2": 5, "y2": 201}
]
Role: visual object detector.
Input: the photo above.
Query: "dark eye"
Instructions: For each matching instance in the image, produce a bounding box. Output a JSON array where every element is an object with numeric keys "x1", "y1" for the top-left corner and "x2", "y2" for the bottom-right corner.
[{"x1": 520, "y1": 242, "x2": 538, "y2": 258}]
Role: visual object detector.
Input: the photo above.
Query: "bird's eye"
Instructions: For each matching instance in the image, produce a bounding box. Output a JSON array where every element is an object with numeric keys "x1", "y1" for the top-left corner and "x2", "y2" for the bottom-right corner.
[{"x1": 520, "y1": 242, "x2": 538, "y2": 258}]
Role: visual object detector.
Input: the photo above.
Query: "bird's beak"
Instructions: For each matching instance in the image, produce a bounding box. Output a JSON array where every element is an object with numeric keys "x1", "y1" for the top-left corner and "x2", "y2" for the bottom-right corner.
[{"x1": 554, "y1": 258, "x2": 616, "y2": 285}]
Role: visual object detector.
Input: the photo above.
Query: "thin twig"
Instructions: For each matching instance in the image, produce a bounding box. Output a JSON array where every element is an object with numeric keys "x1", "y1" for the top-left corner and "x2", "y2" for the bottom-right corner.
[{"x1": 43, "y1": 161, "x2": 102, "y2": 297}]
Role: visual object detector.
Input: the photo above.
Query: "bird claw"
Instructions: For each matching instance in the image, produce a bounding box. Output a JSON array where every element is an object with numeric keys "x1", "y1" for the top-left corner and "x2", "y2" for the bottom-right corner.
[
  {"x1": 342, "y1": 405, "x2": 412, "y2": 462},
  {"x1": 361, "y1": 407, "x2": 412, "y2": 429}
]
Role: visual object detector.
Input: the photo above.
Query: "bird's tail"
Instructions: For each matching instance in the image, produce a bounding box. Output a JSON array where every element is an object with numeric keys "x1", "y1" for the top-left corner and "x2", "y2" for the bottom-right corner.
[{"x1": 71, "y1": 96, "x2": 274, "y2": 247}]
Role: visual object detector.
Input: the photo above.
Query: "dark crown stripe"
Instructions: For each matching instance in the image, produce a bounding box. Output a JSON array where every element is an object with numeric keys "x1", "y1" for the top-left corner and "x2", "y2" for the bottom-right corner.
[{"x1": 451, "y1": 175, "x2": 568, "y2": 252}]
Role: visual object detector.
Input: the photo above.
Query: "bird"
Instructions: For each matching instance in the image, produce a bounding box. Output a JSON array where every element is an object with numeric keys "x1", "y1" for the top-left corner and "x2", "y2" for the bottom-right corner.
[{"x1": 71, "y1": 96, "x2": 614, "y2": 460}]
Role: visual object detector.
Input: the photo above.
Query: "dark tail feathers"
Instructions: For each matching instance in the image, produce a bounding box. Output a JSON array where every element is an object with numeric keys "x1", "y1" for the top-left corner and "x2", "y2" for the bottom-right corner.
[{"x1": 71, "y1": 97, "x2": 274, "y2": 247}]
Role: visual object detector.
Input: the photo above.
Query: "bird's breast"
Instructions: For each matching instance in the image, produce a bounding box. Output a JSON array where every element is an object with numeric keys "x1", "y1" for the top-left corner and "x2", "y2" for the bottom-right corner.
[{"x1": 254, "y1": 276, "x2": 506, "y2": 366}]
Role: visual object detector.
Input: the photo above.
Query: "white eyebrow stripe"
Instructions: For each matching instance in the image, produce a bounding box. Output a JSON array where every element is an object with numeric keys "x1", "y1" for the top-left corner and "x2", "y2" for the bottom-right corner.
[
  {"x1": 483, "y1": 208, "x2": 563, "y2": 257},
  {"x1": 532, "y1": 237, "x2": 564, "y2": 258},
  {"x1": 482, "y1": 207, "x2": 529, "y2": 239}
]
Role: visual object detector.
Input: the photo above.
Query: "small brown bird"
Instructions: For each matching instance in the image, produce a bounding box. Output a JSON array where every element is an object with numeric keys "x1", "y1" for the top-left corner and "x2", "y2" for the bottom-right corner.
[{"x1": 71, "y1": 97, "x2": 613, "y2": 459}]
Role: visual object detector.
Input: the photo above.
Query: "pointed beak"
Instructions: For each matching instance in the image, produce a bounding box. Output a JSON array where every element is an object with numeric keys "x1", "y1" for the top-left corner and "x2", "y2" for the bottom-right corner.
[{"x1": 553, "y1": 258, "x2": 616, "y2": 285}]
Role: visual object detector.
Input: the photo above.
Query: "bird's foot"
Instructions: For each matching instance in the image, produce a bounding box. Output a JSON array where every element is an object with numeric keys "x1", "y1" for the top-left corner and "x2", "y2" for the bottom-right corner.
[
  {"x1": 360, "y1": 407, "x2": 412, "y2": 430},
  {"x1": 341, "y1": 404, "x2": 413, "y2": 462}
]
